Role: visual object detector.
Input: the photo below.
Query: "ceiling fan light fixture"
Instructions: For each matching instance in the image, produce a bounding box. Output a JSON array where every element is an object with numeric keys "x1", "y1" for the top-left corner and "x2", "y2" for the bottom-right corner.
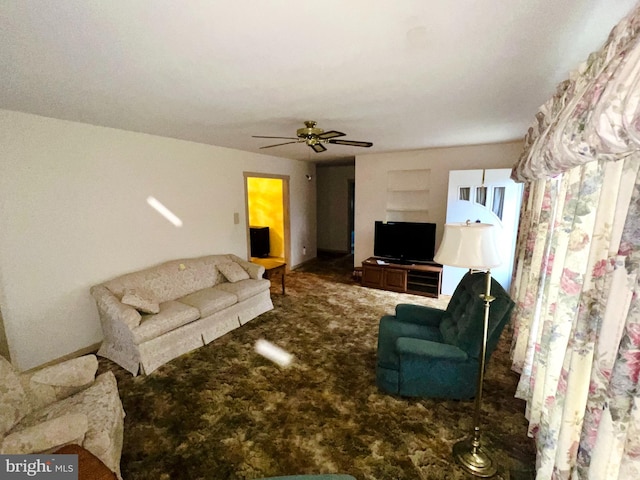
[{"x1": 297, "y1": 120, "x2": 324, "y2": 139}]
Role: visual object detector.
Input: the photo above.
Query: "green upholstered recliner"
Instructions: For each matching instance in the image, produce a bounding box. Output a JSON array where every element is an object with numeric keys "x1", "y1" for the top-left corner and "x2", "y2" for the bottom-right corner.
[{"x1": 376, "y1": 271, "x2": 514, "y2": 399}]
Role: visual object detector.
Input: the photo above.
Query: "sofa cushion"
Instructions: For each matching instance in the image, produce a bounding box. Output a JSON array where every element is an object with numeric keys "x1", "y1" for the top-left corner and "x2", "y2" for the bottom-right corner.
[
  {"x1": 121, "y1": 288, "x2": 160, "y2": 314},
  {"x1": 0, "y1": 357, "x2": 31, "y2": 436},
  {"x1": 178, "y1": 287, "x2": 238, "y2": 317},
  {"x1": 218, "y1": 261, "x2": 250, "y2": 283},
  {"x1": 132, "y1": 300, "x2": 200, "y2": 345},
  {"x1": 216, "y1": 278, "x2": 271, "y2": 302}
]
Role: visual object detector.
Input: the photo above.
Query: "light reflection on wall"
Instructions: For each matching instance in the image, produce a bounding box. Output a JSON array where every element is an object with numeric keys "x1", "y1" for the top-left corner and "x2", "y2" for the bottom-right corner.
[
  {"x1": 247, "y1": 178, "x2": 284, "y2": 258},
  {"x1": 146, "y1": 196, "x2": 183, "y2": 227}
]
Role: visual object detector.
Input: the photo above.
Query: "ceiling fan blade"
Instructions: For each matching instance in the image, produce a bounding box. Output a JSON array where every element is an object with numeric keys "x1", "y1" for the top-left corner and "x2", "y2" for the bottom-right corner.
[
  {"x1": 310, "y1": 143, "x2": 327, "y2": 153},
  {"x1": 318, "y1": 130, "x2": 345, "y2": 140},
  {"x1": 259, "y1": 141, "x2": 299, "y2": 149},
  {"x1": 328, "y1": 139, "x2": 373, "y2": 148},
  {"x1": 253, "y1": 135, "x2": 298, "y2": 140}
]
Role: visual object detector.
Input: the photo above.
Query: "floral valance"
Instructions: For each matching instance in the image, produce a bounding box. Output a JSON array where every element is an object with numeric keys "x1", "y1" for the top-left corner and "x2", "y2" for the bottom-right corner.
[{"x1": 512, "y1": 4, "x2": 640, "y2": 182}]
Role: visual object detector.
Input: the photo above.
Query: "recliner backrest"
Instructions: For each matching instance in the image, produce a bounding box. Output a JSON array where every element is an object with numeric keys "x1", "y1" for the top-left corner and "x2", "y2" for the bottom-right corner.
[{"x1": 439, "y1": 271, "x2": 514, "y2": 359}]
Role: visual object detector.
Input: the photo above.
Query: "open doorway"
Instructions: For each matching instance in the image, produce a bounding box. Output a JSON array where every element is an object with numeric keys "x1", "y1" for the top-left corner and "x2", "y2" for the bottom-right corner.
[{"x1": 244, "y1": 173, "x2": 290, "y2": 271}]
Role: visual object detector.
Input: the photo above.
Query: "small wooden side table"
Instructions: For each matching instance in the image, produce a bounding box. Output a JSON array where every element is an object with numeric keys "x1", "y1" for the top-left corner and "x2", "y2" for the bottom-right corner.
[
  {"x1": 252, "y1": 257, "x2": 286, "y2": 294},
  {"x1": 54, "y1": 444, "x2": 117, "y2": 480}
]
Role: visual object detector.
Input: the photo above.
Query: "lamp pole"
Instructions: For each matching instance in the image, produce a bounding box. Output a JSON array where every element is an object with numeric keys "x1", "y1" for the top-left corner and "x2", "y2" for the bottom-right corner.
[
  {"x1": 434, "y1": 221, "x2": 502, "y2": 477},
  {"x1": 452, "y1": 269, "x2": 497, "y2": 477}
]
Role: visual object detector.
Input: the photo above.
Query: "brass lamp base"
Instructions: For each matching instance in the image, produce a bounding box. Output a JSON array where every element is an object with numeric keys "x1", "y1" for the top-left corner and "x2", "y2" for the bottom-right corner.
[{"x1": 453, "y1": 438, "x2": 497, "y2": 478}]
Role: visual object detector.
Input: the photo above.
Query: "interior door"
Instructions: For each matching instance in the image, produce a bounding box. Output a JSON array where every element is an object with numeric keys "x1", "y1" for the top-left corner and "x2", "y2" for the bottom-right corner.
[{"x1": 442, "y1": 169, "x2": 523, "y2": 295}]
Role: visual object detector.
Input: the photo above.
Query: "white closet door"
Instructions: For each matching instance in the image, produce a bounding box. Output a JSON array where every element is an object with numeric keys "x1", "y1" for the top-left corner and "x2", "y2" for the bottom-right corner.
[{"x1": 442, "y1": 169, "x2": 523, "y2": 295}]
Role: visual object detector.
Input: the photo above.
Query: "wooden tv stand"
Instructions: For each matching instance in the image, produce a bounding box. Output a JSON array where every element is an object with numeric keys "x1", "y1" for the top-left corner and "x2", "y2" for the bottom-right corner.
[{"x1": 361, "y1": 257, "x2": 442, "y2": 298}]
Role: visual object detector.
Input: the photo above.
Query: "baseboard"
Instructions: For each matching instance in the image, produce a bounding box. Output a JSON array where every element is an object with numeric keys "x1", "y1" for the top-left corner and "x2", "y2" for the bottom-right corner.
[
  {"x1": 291, "y1": 257, "x2": 317, "y2": 270},
  {"x1": 24, "y1": 342, "x2": 102, "y2": 373}
]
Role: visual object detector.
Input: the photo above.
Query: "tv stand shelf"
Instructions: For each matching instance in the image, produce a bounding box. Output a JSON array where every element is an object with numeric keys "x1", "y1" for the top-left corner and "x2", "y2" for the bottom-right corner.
[{"x1": 361, "y1": 257, "x2": 442, "y2": 298}]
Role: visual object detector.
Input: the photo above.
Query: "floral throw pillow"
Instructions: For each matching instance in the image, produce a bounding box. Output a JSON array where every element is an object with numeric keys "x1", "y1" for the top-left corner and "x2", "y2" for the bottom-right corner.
[
  {"x1": 218, "y1": 262, "x2": 250, "y2": 283},
  {"x1": 121, "y1": 288, "x2": 160, "y2": 314}
]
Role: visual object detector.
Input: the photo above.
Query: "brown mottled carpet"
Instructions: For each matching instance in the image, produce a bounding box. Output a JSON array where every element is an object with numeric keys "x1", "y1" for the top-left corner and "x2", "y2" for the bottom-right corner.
[{"x1": 98, "y1": 254, "x2": 536, "y2": 480}]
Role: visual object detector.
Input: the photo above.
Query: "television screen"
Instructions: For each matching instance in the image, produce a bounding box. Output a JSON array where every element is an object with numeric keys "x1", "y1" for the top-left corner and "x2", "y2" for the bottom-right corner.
[{"x1": 374, "y1": 221, "x2": 437, "y2": 264}]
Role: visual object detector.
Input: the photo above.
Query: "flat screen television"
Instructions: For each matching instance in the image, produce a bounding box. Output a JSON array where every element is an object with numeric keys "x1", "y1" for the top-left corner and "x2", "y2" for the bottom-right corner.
[{"x1": 373, "y1": 221, "x2": 437, "y2": 264}]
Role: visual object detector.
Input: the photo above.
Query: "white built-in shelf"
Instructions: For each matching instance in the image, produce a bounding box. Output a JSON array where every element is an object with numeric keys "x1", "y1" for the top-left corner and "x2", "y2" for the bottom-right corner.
[{"x1": 386, "y1": 168, "x2": 431, "y2": 222}]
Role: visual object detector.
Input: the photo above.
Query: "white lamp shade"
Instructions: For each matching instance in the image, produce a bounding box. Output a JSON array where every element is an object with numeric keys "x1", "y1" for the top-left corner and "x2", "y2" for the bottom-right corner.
[{"x1": 434, "y1": 222, "x2": 502, "y2": 269}]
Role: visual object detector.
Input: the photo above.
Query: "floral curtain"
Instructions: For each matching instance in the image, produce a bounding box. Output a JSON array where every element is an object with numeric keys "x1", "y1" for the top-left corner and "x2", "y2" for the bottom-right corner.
[{"x1": 509, "y1": 3, "x2": 640, "y2": 479}]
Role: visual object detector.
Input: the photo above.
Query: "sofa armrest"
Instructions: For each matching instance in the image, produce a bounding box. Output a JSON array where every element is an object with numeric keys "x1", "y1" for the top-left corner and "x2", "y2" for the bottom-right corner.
[
  {"x1": 396, "y1": 337, "x2": 468, "y2": 362},
  {"x1": 1, "y1": 413, "x2": 88, "y2": 454},
  {"x1": 21, "y1": 356, "x2": 98, "y2": 410},
  {"x1": 395, "y1": 303, "x2": 445, "y2": 327},
  {"x1": 91, "y1": 284, "x2": 142, "y2": 330},
  {"x1": 229, "y1": 254, "x2": 265, "y2": 279}
]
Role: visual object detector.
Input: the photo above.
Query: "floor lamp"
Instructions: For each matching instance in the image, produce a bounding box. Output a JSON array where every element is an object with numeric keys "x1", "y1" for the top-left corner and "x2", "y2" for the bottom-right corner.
[{"x1": 434, "y1": 221, "x2": 502, "y2": 478}]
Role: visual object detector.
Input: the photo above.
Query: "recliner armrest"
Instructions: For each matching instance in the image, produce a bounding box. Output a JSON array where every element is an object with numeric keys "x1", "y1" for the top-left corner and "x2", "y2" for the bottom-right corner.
[
  {"x1": 20, "y1": 355, "x2": 98, "y2": 410},
  {"x1": 396, "y1": 337, "x2": 468, "y2": 362},
  {"x1": 395, "y1": 303, "x2": 445, "y2": 326},
  {"x1": 1, "y1": 413, "x2": 88, "y2": 454}
]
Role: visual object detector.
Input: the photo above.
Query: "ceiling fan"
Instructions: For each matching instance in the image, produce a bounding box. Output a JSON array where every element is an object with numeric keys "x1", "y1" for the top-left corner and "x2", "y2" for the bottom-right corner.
[{"x1": 253, "y1": 120, "x2": 373, "y2": 153}]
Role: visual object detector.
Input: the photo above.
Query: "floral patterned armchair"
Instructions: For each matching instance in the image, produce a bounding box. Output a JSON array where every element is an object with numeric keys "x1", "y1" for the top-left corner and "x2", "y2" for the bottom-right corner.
[{"x1": 0, "y1": 354, "x2": 125, "y2": 479}]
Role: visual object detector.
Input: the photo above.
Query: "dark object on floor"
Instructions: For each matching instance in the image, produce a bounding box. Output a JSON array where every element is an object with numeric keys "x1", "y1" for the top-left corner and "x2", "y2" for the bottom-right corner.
[
  {"x1": 376, "y1": 271, "x2": 514, "y2": 399},
  {"x1": 54, "y1": 444, "x2": 118, "y2": 480},
  {"x1": 352, "y1": 266, "x2": 362, "y2": 282}
]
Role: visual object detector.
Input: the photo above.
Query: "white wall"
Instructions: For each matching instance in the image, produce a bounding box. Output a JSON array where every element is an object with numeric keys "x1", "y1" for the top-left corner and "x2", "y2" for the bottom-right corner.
[
  {"x1": 316, "y1": 164, "x2": 355, "y2": 253},
  {"x1": 0, "y1": 110, "x2": 316, "y2": 370},
  {"x1": 354, "y1": 141, "x2": 523, "y2": 266}
]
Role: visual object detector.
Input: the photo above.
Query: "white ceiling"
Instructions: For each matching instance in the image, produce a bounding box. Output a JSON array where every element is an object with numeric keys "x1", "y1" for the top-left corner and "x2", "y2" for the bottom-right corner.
[{"x1": 1, "y1": 1, "x2": 636, "y2": 163}]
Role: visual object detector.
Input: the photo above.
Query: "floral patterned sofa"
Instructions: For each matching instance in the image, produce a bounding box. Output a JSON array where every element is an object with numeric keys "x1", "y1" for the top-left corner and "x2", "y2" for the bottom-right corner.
[
  {"x1": 0, "y1": 354, "x2": 125, "y2": 479},
  {"x1": 91, "y1": 254, "x2": 273, "y2": 376}
]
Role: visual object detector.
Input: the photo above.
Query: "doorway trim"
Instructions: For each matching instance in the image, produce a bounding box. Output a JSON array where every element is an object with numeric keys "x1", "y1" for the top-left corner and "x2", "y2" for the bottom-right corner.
[
  {"x1": 243, "y1": 172, "x2": 291, "y2": 272},
  {"x1": 0, "y1": 307, "x2": 10, "y2": 361},
  {"x1": 347, "y1": 178, "x2": 355, "y2": 254}
]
